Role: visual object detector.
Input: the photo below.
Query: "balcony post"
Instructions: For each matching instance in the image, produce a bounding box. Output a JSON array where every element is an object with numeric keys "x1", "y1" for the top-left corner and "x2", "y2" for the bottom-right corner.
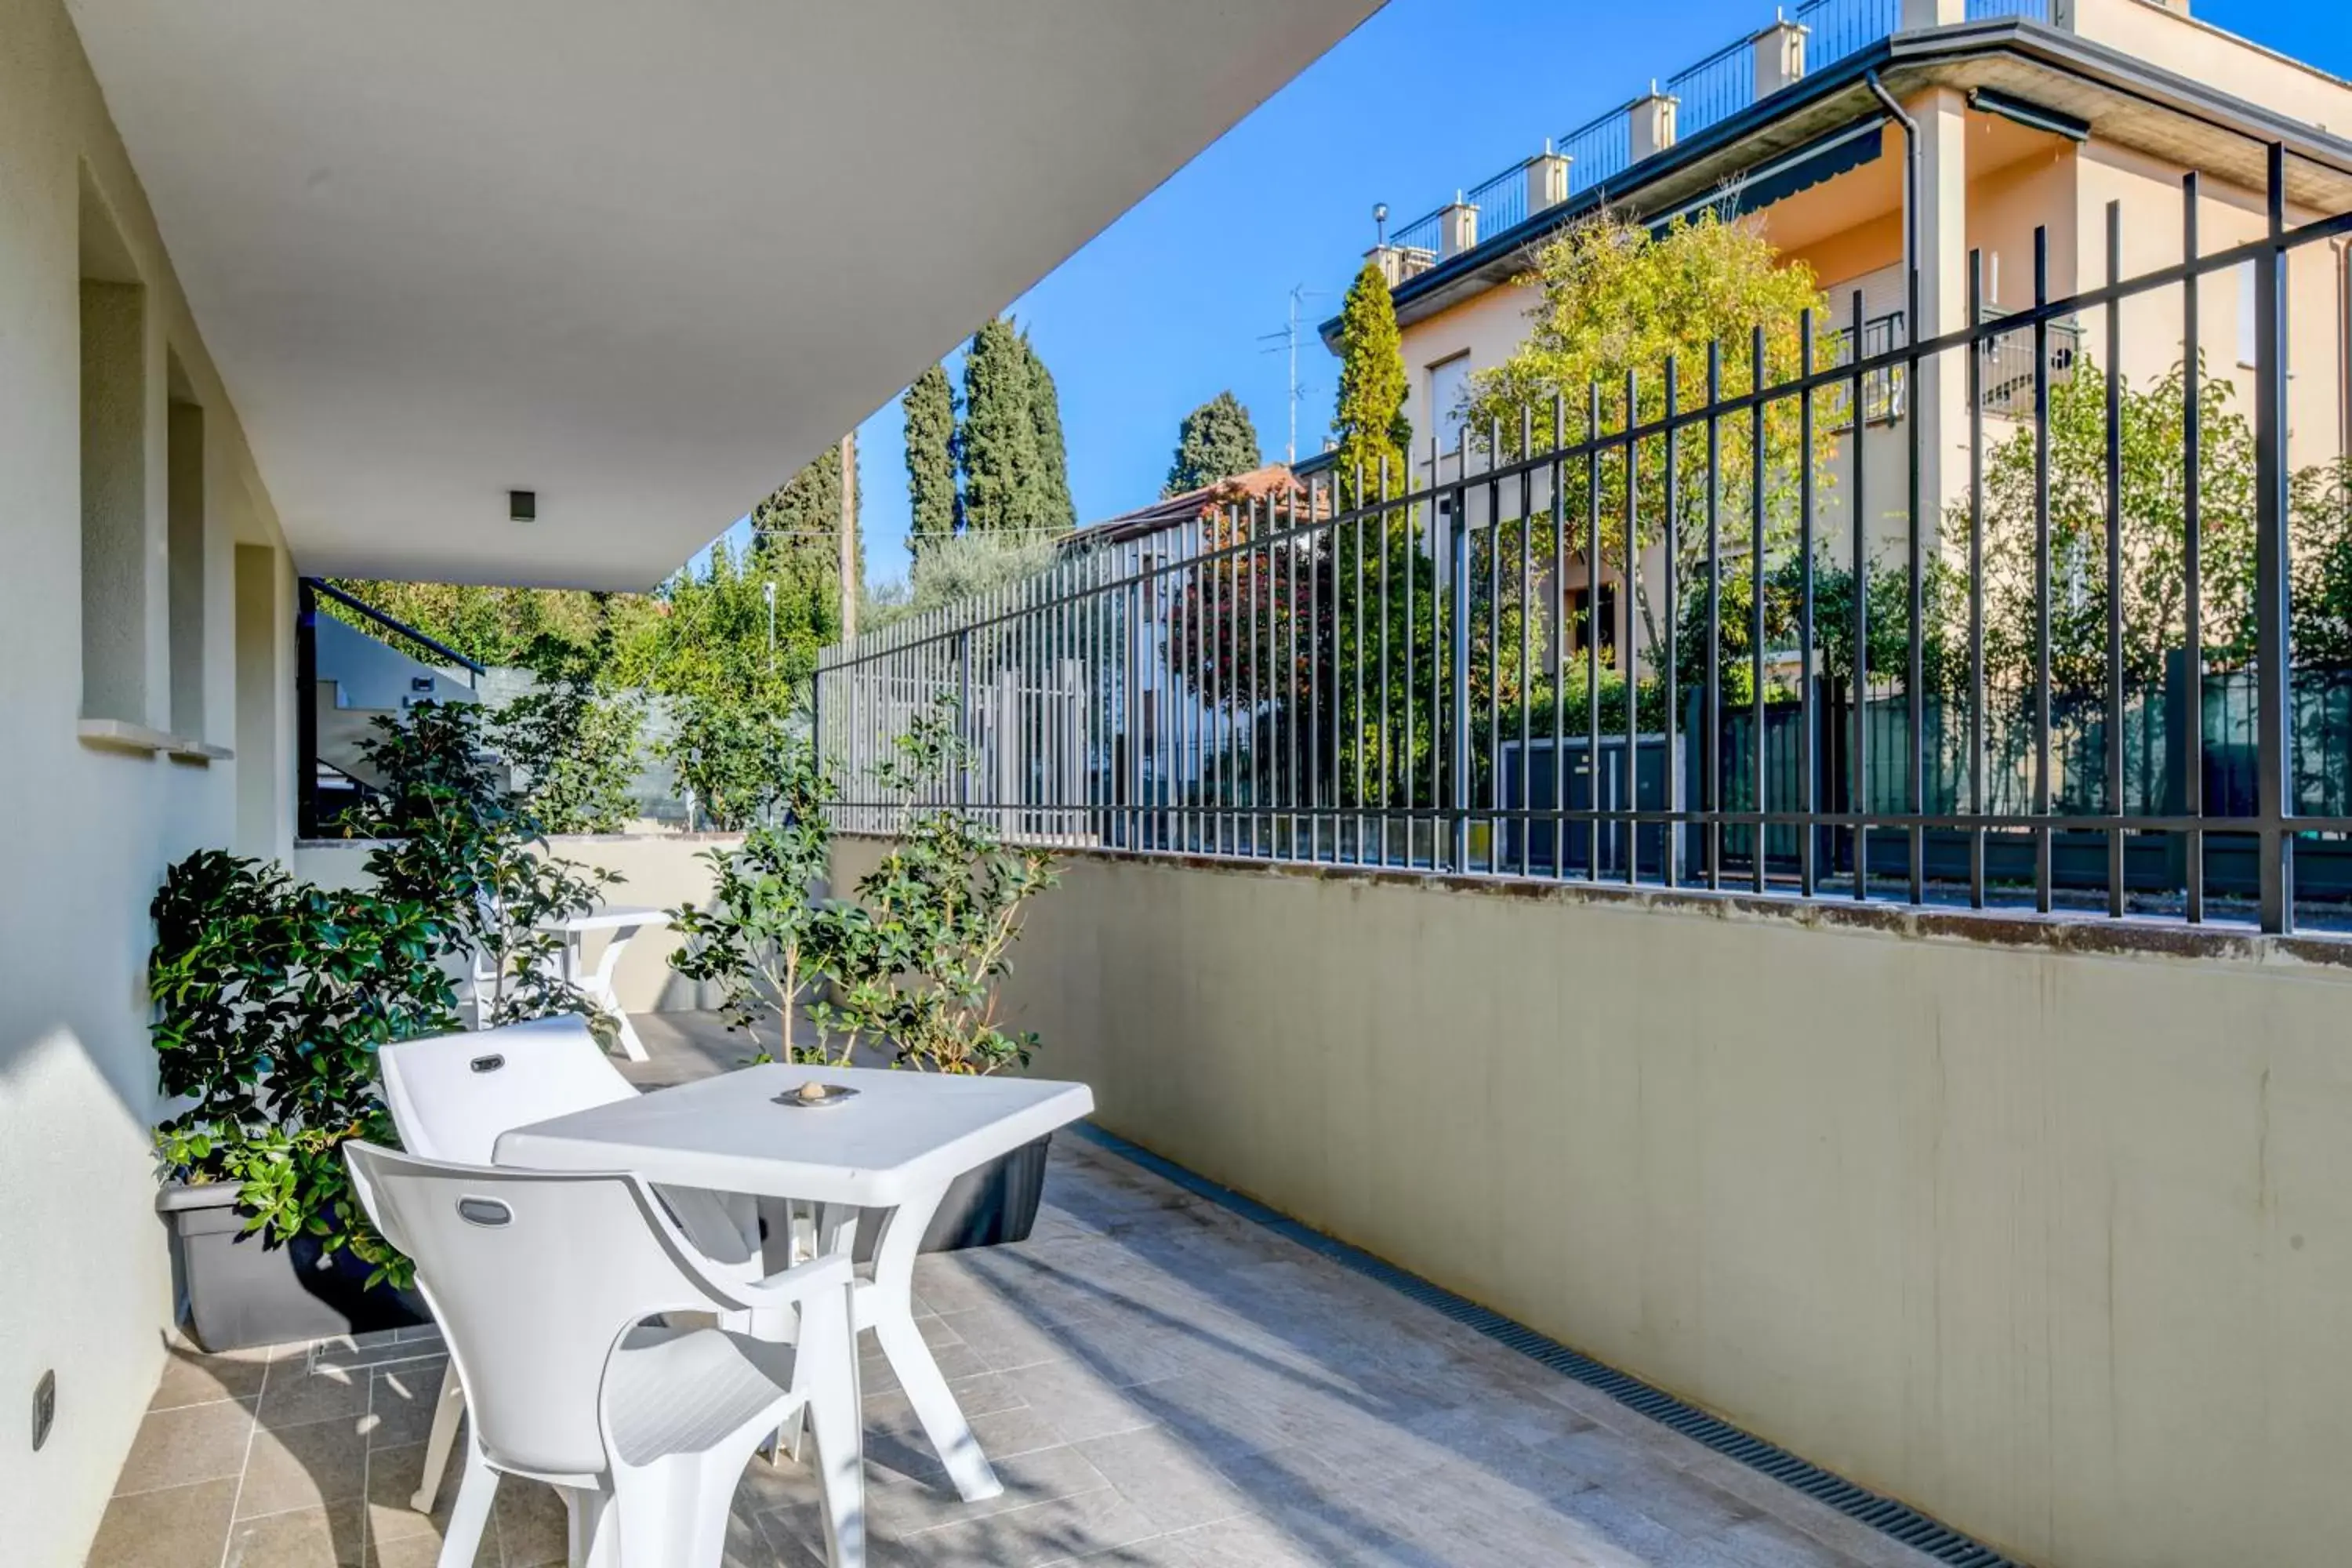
[
  {"x1": 1900, "y1": 0, "x2": 1965, "y2": 27},
  {"x1": 1526, "y1": 143, "x2": 1572, "y2": 214},
  {"x1": 1628, "y1": 85, "x2": 1678, "y2": 163},
  {"x1": 1439, "y1": 195, "x2": 1478, "y2": 259},
  {"x1": 1752, "y1": 16, "x2": 1808, "y2": 98}
]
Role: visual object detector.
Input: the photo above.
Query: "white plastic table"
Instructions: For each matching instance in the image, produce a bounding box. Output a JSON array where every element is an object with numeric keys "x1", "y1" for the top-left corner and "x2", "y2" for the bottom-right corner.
[
  {"x1": 494, "y1": 1062, "x2": 1094, "y2": 1501},
  {"x1": 554, "y1": 906, "x2": 671, "y2": 1061}
]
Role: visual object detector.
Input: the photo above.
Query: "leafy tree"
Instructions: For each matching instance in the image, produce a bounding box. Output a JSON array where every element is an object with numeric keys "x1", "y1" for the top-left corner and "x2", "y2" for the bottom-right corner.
[
  {"x1": 492, "y1": 671, "x2": 644, "y2": 834},
  {"x1": 903, "y1": 364, "x2": 960, "y2": 553},
  {"x1": 1953, "y1": 357, "x2": 2258, "y2": 699},
  {"x1": 960, "y1": 317, "x2": 1039, "y2": 534},
  {"x1": 1330, "y1": 261, "x2": 1410, "y2": 510},
  {"x1": 668, "y1": 752, "x2": 836, "y2": 1062},
  {"x1": 321, "y1": 581, "x2": 653, "y2": 673},
  {"x1": 350, "y1": 701, "x2": 613, "y2": 1027},
  {"x1": 1164, "y1": 390, "x2": 1264, "y2": 497},
  {"x1": 751, "y1": 440, "x2": 858, "y2": 557},
  {"x1": 661, "y1": 691, "x2": 799, "y2": 832},
  {"x1": 1023, "y1": 332, "x2": 1077, "y2": 535},
  {"x1": 1465, "y1": 211, "x2": 1832, "y2": 660},
  {"x1": 2293, "y1": 456, "x2": 2352, "y2": 666}
]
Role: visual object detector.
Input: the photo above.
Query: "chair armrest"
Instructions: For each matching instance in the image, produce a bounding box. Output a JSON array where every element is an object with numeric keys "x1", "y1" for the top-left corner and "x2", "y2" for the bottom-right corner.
[{"x1": 706, "y1": 1249, "x2": 854, "y2": 1315}]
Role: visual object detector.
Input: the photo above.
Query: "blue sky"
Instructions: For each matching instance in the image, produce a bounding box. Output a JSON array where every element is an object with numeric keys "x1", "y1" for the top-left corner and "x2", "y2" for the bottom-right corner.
[{"x1": 739, "y1": 0, "x2": 2352, "y2": 590}]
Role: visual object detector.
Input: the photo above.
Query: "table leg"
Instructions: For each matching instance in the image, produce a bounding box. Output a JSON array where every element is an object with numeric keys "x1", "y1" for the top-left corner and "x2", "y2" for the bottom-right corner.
[
  {"x1": 585, "y1": 924, "x2": 649, "y2": 1062},
  {"x1": 862, "y1": 1189, "x2": 1002, "y2": 1502}
]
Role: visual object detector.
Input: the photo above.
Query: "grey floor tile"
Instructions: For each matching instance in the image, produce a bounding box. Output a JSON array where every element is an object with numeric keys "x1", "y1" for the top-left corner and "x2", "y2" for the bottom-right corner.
[
  {"x1": 256, "y1": 1355, "x2": 371, "y2": 1432},
  {"x1": 492, "y1": 1476, "x2": 574, "y2": 1567},
  {"x1": 1076, "y1": 1427, "x2": 1255, "y2": 1533},
  {"x1": 222, "y1": 1500, "x2": 365, "y2": 1566},
  {"x1": 85, "y1": 1477, "x2": 239, "y2": 1568},
  {"x1": 887, "y1": 1485, "x2": 1160, "y2": 1567},
  {"x1": 361, "y1": 1362, "x2": 451, "y2": 1450},
  {"x1": 112, "y1": 1399, "x2": 257, "y2": 1496},
  {"x1": 151, "y1": 1342, "x2": 271, "y2": 1412},
  {"x1": 237, "y1": 1415, "x2": 368, "y2": 1518}
]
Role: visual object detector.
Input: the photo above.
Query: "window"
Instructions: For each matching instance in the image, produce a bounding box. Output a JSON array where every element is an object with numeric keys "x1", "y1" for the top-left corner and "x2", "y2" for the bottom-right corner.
[
  {"x1": 2239, "y1": 263, "x2": 2258, "y2": 369},
  {"x1": 79, "y1": 168, "x2": 151, "y2": 728},
  {"x1": 1567, "y1": 582, "x2": 1618, "y2": 670},
  {"x1": 1428, "y1": 354, "x2": 1471, "y2": 457},
  {"x1": 168, "y1": 354, "x2": 207, "y2": 738}
]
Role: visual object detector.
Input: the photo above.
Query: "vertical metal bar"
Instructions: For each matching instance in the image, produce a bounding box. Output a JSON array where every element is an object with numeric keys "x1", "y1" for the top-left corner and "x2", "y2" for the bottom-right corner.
[
  {"x1": 296, "y1": 578, "x2": 319, "y2": 839},
  {"x1": 1519, "y1": 405, "x2": 1534, "y2": 877},
  {"x1": 1750, "y1": 327, "x2": 1768, "y2": 895},
  {"x1": 1967, "y1": 251, "x2": 1987, "y2": 909},
  {"x1": 1452, "y1": 430, "x2": 1473, "y2": 873},
  {"x1": 2254, "y1": 142, "x2": 2294, "y2": 933},
  {"x1": 1404, "y1": 447, "x2": 1419, "y2": 868},
  {"x1": 2103, "y1": 199, "x2": 2127, "y2": 918},
  {"x1": 1430, "y1": 435, "x2": 1446, "y2": 866},
  {"x1": 1705, "y1": 346, "x2": 1723, "y2": 890},
  {"x1": 958, "y1": 627, "x2": 974, "y2": 809},
  {"x1": 1850, "y1": 289, "x2": 1870, "y2": 899},
  {"x1": 1624, "y1": 370, "x2": 1641, "y2": 885},
  {"x1": 1245, "y1": 498, "x2": 1259, "y2": 857},
  {"x1": 1588, "y1": 383, "x2": 1603, "y2": 880},
  {"x1": 1486, "y1": 418, "x2": 1502, "y2": 870},
  {"x1": 1799, "y1": 313, "x2": 1818, "y2": 898},
  {"x1": 1663, "y1": 357, "x2": 1682, "y2": 889},
  {"x1": 2034, "y1": 227, "x2": 2054, "y2": 913},
  {"x1": 1552, "y1": 394, "x2": 1568, "y2": 880},
  {"x1": 1287, "y1": 483, "x2": 1302, "y2": 860},
  {"x1": 2183, "y1": 172, "x2": 2205, "y2": 924},
  {"x1": 1380, "y1": 459, "x2": 1393, "y2": 868}
]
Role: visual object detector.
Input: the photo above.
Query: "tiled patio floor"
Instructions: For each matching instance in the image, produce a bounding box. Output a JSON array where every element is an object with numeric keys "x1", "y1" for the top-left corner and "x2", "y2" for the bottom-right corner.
[{"x1": 93, "y1": 1019, "x2": 1946, "y2": 1568}]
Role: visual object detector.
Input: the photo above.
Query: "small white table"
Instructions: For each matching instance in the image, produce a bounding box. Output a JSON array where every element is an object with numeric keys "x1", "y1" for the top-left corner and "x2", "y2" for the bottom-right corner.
[
  {"x1": 495, "y1": 1063, "x2": 1095, "y2": 1502},
  {"x1": 554, "y1": 906, "x2": 671, "y2": 1061}
]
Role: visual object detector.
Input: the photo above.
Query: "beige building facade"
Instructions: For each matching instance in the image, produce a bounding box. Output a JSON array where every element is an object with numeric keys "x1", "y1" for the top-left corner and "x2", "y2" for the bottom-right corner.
[{"x1": 1331, "y1": 0, "x2": 2352, "y2": 671}]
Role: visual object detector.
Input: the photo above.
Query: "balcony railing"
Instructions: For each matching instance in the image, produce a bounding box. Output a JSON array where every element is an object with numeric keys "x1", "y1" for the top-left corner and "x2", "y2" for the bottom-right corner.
[
  {"x1": 1376, "y1": 0, "x2": 2063, "y2": 278},
  {"x1": 1666, "y1": 37, "x2": 1757, "y2": 141}
]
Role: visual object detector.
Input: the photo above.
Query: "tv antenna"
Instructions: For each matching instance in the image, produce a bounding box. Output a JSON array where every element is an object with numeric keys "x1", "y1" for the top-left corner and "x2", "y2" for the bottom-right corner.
[{"x1": 1258, "y1": 284, "x2": 1324, "y2": 467}]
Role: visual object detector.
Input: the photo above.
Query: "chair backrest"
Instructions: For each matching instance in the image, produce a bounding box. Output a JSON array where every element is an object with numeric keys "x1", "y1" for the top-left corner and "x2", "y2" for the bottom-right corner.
[
  {"x1": 381, "y1": 1017, "x2": 633, "y2": 1164},
  {"x1": 346, "y1": 1141, "x2": 731, "y2": 1480}
]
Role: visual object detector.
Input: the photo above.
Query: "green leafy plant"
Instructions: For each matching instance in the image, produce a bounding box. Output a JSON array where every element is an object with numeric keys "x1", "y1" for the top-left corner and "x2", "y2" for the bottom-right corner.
[
  {"x1": 350, "y1": 700, "x2": 612, "y2": 1027},
  {"x1": 818, "y1": 701, "x2": 1058, "y2": 1074},
  {"x1": 668, "y1": 753, "x2": 840, "y2": 1062},
  {"x1": 151, "y1": 850, "x2": 459, "y2": 1287},
  {"x1": 659, "y1": 691, "x2": 800, "y2": 832},
  {"x1": 492, "y1": 666, "x2": 644, "y2": 835}
]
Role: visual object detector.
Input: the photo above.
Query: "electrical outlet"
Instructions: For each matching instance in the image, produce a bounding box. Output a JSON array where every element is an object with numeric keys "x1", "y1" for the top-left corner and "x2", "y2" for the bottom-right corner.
[{"x1": 31, "y1": 1370, "x2": 55, "y2": 1452}]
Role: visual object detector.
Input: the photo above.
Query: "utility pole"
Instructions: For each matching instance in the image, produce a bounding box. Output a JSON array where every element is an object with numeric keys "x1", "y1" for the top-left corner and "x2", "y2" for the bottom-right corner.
[{"x1": 837, "y1": 430, "x2": 858, "y2": 643}]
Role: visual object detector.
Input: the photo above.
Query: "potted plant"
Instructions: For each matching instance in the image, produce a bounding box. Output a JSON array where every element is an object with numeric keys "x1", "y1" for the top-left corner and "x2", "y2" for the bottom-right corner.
[
  {"x1": 154, "y1": 702, "x2": 611, "y2": 1351},
  {"x1": 151, "y1": 851, "x2": 456, "y2": 1351},
  {"x1": 670, "y1": 703, "x2": 1060, "y2": 1250}
]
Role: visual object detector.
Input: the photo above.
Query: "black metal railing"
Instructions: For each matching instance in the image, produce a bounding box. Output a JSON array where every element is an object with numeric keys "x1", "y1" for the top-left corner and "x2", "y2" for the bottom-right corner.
[
  {"x1": 821, "y1": 151, "x2": 2352, "y2": 936},
  {"x1": 296, "y1": 577, "x2": 485, "y2": 837}
]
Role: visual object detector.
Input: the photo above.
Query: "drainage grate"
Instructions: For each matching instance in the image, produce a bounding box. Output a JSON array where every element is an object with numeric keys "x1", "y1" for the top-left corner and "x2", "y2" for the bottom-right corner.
[{"x1": 1069, "y1": 1122, "x2": 2021, "y2": 1568}]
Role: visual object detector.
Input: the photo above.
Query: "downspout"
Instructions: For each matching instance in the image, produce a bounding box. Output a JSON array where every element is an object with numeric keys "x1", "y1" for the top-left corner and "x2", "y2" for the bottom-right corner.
[{"x1": 1865, "y1": 72, "x2": 1921, "y2": 364}]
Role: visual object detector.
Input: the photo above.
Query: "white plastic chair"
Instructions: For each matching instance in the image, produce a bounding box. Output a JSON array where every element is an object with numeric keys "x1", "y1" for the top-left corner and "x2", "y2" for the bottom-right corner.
[
  {"x1": 345, "y1": 1142, "x2": 864, "y2": 1568},
  {"x1": 380, "y1": 1018, "x2": 768, "y2": 1516}
]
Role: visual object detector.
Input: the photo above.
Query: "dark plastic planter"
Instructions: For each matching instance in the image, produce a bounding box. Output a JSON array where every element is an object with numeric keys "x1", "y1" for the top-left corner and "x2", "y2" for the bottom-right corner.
[
  {"x1": 853, "y1": 1134, "x2": 1052, "y2": 1262},
  {"x1": 158, "y1": 1181, "x2": 430, "y2": 1353}
]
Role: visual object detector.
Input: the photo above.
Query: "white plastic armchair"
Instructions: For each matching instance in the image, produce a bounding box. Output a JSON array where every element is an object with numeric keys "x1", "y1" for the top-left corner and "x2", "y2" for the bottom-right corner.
[
  {"x1": 379, "y1": 1019, "x2": 766, "y2": 1515},
  {"x1": 344, "y1": 1142, "x2": 864, "y2": 1568}
]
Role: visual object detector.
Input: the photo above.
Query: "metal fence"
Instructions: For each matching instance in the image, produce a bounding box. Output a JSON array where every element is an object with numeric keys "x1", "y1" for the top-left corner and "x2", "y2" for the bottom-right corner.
[
  {"x1": 1464, "y1": 162, "x2": 1530, "y2": 242},
  {"x1": 1563, "y1": 107, "x2": 1634, "y2": 196},
  {"x1": 821, "y1": 152, "x2": 2352, "y2": 935}
]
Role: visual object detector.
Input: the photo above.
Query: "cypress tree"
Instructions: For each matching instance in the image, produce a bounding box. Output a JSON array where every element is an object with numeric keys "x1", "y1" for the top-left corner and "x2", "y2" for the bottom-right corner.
[
  {"x1": 750, "y1": 441, "x2": 857, "y2": 554},
  {"x1": 1163, "y1": 390, "x2": 1263, "y2": 496},
  {"x1": 959, "y1": 318, "x2": 1037, "y2": 533},
  {"x1": 1330, "y1": 261, "x2": 1411, "y2": 509},
  {"x1": 902, "y1": 364, "x2": 959, "y2": 553},
  {"x1": 1022, "y1": 332, "x2": 1076, "y2": 534}
]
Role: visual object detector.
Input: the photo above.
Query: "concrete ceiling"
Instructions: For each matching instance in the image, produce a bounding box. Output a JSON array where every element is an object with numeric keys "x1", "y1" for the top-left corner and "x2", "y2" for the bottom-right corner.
[{"x1": 67, "y1": 0, "x2": 1381, "y2": 589}]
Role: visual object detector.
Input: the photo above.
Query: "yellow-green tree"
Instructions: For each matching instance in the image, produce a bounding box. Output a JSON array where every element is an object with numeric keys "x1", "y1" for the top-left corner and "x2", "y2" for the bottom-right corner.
[
  {"x1": 1330, "y1": 262, "x2": 1410, "y2": 511},
  {"x1": 1465, "y1": 211, "x2": 1832, "y2": 660}
]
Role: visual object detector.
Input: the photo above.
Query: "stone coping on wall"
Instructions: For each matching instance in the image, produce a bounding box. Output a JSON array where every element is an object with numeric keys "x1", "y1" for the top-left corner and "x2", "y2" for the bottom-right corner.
[
  {"x1": 833, "y1": 833, "x2": 2352, "y2": 975},
  {"x1": 295, "y1": 830, "x2": 746, "y2": 850}
]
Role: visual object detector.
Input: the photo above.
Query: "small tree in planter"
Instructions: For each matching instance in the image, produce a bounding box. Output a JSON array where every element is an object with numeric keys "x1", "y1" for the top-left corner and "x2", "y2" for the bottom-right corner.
[
  {"x1": 817, "y1": 699, "x2": 1058, "y2": 1075},
  {"x1": 151, "y1": 851, "x2": 458, "y2": 1308},
  {"x1": 350, "y1": 699, "x2": 613, "y2": 1026},
  {"x1": 668, "y1": 751, "x2": 839, "y2": 1063}
]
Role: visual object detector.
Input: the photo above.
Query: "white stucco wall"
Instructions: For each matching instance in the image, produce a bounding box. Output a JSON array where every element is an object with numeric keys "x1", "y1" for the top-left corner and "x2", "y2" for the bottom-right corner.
[
  {"x1": 0, "y1": 0, "x2": 294, "y2": 1559},
  {"x1": 844, "y1": 837, "x2": 2352, "y2": 1568}
]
